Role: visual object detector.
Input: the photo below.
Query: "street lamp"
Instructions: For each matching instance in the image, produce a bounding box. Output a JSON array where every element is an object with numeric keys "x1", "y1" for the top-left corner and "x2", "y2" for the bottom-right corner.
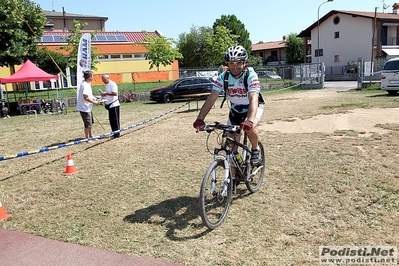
[{"x1": 317, "y1": 0, "x2": 333, "y2": 85}]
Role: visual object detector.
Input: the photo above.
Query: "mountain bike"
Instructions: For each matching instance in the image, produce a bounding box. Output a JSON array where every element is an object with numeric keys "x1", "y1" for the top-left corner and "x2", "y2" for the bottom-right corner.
[
  {"x1": 199, "y1": 122, "x2": 265, "y2": 229},
  {"x1": 118, "y1": 91, "x2": 140, "y2": 104},
  {"x1": 54, "y1": 98, "x2": 67, "y2": 115},
  {"x1": 40, "y1": 98, "x2": 67, "y2": 115}
]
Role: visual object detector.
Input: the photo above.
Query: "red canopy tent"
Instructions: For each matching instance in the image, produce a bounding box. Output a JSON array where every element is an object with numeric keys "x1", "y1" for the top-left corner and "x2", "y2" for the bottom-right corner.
[
  {"x1": 0, "y1": 59, "x2": 58, "y2": 83},
  {"x1": 0, "y1": 60, "x2": 59, "y2": 117}
]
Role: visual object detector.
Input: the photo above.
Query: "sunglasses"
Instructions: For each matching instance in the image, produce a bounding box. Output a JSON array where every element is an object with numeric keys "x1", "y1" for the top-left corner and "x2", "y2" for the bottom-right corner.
[{"x1": 228, "y1": 61, "x2": 244, "y2": 67}]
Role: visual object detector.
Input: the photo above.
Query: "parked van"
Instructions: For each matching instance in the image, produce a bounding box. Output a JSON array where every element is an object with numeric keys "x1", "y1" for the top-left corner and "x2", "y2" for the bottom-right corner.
[{"x1": 381, "y1": 57, "x2": 399, "y2": 95}]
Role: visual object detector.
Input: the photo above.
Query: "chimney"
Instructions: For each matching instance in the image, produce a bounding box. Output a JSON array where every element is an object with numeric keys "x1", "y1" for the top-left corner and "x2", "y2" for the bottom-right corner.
[{"x1": 393, "y1": 3, "x2": 399, "y2": 14}]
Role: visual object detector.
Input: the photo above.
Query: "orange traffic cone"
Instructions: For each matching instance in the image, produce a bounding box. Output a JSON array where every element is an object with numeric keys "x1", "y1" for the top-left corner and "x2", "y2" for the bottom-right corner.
[
  {"x1": 0, "y1": 201, "x2": 12, "y2": 221},
  {"x1": 64, "y1": 154, "x2": 77, "y2": 175}
]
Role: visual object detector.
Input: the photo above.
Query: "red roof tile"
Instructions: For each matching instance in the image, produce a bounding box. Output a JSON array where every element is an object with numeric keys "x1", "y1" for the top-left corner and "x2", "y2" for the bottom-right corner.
[{"x1": 252, "y1": 41, "x2": 286, "y2": 51}]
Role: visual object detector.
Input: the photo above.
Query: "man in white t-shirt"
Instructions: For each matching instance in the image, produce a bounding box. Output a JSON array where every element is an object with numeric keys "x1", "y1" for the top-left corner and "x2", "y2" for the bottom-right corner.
[
  {"x1": 76, "y1": 70, "x2": 101, "y2": 142},
  {"x1": 101, "y1": 74, "x2": 121, "y2": 138}
]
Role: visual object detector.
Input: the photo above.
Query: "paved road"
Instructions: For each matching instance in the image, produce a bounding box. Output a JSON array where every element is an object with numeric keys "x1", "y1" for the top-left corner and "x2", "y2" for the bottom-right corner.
[{"x1": 0, "y1": 228, "x2": 182, "y2": 266}]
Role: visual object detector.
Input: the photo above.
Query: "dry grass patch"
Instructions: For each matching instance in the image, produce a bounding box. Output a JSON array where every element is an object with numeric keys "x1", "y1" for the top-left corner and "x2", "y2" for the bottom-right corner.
[{"x1": 1, "y1": 89, "x2": 399, "y2": 265}]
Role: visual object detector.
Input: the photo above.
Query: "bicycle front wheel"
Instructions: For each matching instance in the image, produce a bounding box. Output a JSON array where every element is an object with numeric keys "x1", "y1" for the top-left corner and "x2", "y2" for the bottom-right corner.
[
  {"x1": 199, "y1": 159, "x2": 232, "y2": 229},
  {"x1": 245, "y1": 140, "x2": 265, "y2": 193}
]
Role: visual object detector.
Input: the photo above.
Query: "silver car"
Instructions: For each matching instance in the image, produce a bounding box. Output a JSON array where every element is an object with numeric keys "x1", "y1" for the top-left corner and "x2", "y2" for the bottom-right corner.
[{"x1": 381, "y1": 57, "x2": 399, "y2": 95}]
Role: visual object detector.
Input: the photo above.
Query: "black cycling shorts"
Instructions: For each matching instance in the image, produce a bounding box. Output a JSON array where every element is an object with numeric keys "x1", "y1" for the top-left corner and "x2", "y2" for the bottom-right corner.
[{"x1": 228, "y1": 109, "x2": 247, "y2": 125}]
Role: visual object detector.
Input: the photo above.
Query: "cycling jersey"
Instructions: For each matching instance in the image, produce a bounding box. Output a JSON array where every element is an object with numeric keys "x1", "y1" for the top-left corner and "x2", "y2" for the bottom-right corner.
[{"x1": 212, "y1": 67, "x2": 261, "y2": 113}]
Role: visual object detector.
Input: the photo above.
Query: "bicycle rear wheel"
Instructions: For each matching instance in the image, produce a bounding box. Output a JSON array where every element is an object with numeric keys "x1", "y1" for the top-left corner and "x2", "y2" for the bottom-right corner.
[
  {"x1": 199, "y1": 159, "x2": 232, "y2": 229},
  {"x1": 245, "y1": 140, "x2": 265, "y2": 193}
]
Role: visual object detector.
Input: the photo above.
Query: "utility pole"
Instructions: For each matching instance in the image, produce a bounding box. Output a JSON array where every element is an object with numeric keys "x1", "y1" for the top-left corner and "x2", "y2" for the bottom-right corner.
[{"x1": 370, "y1": 7, "x2": 378, "y2": 86}]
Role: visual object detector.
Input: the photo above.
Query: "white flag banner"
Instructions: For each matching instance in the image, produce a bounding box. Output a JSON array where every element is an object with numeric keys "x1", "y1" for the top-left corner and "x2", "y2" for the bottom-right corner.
[{"x1": 76, "y1": 33, "x2": 91, "y2": 95}]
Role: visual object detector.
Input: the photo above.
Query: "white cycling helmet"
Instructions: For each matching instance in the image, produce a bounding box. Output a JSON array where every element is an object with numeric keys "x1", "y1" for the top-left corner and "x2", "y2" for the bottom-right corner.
[{"x1": 224, "y1": 45, "x2": 248, "y2": 62}]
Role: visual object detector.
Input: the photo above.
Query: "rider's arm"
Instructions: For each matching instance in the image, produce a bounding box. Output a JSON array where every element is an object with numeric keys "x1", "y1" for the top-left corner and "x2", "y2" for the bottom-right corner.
[
  {"x1": 196, "y1": 90, "x2": 219, "y2": 121},
  {"x1": 245, "y1": 91, "x2": 258, "y2": 123}
]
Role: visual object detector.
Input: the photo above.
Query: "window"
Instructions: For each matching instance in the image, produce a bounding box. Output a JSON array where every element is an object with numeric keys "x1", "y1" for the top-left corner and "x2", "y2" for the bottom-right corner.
[
  {"x1": 333, "y1": 16, "x2": 340, "y2": 25},
  {"x1": 271, "y1": 50, "x2": 278, "y2": 61},
  {"x1": 334, "y1": 32, "x2": 340, "y2": 39},
  {"x1": 315, "y1": 49, "x2": 323, "y2": 57},
  {"x1": 45, "y1": 18, "x2": 54, "y2": 28},
  {"x1": 334, "y1": 55, "x2": 340, "y2": 62},
  {"x1": 134, "y1": 54, "x2": 144, "y2": 59},
  {"x1": 383, "y1": 60, "x2": 399, "y2": 70},
  {"x1": 98, "y1": 54, "x2": 146, "y2": 61}
]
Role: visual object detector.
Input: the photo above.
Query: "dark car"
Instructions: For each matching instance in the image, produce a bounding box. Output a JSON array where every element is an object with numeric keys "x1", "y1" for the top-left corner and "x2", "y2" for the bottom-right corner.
[{"x1": 150, "y1": 77, "x2": 214, "y2": 103}]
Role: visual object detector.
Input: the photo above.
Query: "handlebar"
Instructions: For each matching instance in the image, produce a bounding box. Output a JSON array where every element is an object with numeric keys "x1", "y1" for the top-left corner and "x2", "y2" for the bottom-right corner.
[{"x1": 203, "y1": 122, "x2": 241, "y2": 134}]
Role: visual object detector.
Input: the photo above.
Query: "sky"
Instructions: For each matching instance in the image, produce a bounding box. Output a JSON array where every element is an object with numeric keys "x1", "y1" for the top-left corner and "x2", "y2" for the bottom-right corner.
[{"x1": 34, "y1": 0, "x2": 390, "y2": 43}]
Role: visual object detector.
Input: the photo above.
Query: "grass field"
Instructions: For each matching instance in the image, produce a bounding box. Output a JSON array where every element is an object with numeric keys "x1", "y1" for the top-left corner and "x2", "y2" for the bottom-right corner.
[{"x1": 0, "y1": 85, "x2": 398, "y2": 265}]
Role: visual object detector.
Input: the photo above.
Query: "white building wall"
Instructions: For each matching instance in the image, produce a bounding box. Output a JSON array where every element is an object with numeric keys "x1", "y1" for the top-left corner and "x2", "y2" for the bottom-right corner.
[{"x1": 312, "y1": 14, "x2": 373, "y2": 69}]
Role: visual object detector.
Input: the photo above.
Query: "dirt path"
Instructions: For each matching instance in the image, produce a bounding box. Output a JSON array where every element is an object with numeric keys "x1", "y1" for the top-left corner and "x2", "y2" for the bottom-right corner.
[
  {"x1": 262, "y1": 107, "x2": 398, "y2": 135},
  {"x1": 260, "y1": 82, "x2": 398, "y2": 135}
]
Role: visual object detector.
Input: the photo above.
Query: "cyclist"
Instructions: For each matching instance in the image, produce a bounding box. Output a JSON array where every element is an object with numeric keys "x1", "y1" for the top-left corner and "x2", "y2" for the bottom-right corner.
[{"x1": 193, "y1": 45, "x2": 264, "y2": 166}]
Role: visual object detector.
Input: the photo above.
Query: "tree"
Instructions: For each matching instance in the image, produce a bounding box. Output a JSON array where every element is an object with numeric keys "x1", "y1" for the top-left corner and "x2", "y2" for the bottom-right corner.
[
  {"x1": 204, "y1": 25, "x2": 238, "y2": 66},
  {"x1": 213, "y1": 15, "x2": 252, "y2": 53},
  {"x1": 177, "y1": 25, "x2": 238, "y2": 67},
  {"x1": 285, "y1": 33, "x2": 304, "y2": 64},
  {"x1": 57, "y1": 19, "x2": 101, "y2": 71},
  {"x1": 140, "y1": 31, "x2": 183, "y2": 71},
  {"x1": 0, "y1": 0, "x2": 46, "y2": 70},
  {"x1": 247, "y1": 56, "x2": 263, "y2": 67},
  {"x1": 33, "y1": 48, "x2": 68, "y2": 74},
  {"x1": 177, "y1": 26, "x2": 213, "y2": 67}
]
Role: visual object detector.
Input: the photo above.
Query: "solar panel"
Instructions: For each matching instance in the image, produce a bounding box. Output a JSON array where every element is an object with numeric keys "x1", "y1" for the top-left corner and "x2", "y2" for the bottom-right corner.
[
  {"x1": 106, "y1": 35, "x2": 117, "y2": 41},
  {"x1": 42, "y1": 36, "x2": 53, "y2": 42},
  {"x1": 53, "y1": 36, "x2": 66, "y2": 42},
  {"x1": 96, "y1": 35, "x2": 107, "y2": 41},
  {"x1": 116, "y1": 35, "x2": 127, "y2": 41}
]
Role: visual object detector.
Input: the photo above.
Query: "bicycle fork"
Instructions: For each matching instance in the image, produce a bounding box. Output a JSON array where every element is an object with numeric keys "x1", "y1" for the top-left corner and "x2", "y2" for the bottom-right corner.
[{"x1": 210, "y1": 156, "x2": 231, "y2": 197}]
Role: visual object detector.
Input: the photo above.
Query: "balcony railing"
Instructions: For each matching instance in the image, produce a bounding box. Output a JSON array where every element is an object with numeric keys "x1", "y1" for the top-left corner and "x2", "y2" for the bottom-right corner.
[{"x1": 382, "y1": 36, "x2": 399, "y2": 46}]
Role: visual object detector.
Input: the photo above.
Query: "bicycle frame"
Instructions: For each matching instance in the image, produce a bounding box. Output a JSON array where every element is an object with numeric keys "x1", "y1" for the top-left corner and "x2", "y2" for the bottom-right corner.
[
  {"x1": 212, "y1": 130, "x2": 251, "y2": 185},
  {"x1": 206, "y1": 123, "x2": 253, "y2": 195}
]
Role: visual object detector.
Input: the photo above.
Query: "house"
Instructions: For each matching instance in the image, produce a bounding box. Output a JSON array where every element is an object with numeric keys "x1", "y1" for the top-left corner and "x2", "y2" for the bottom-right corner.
[
  {"x1": 40, "y1": 30, "x2": 179, "y2": 86},
  {"x1": 40, "y1": 10, "x2": 179, "y2": 85},
  {"x1": 251, "y1": 38, "x2": 287, "y2": 65},
  {"x1": 42, "y1": 9, "x2": 107, "y2": 32},
  {"x1": 0, "y1": 9, "x2": 179, "y2": 91},
  {"x1": 297, "y1": 4, "x2": 399, "y2": 74}
]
